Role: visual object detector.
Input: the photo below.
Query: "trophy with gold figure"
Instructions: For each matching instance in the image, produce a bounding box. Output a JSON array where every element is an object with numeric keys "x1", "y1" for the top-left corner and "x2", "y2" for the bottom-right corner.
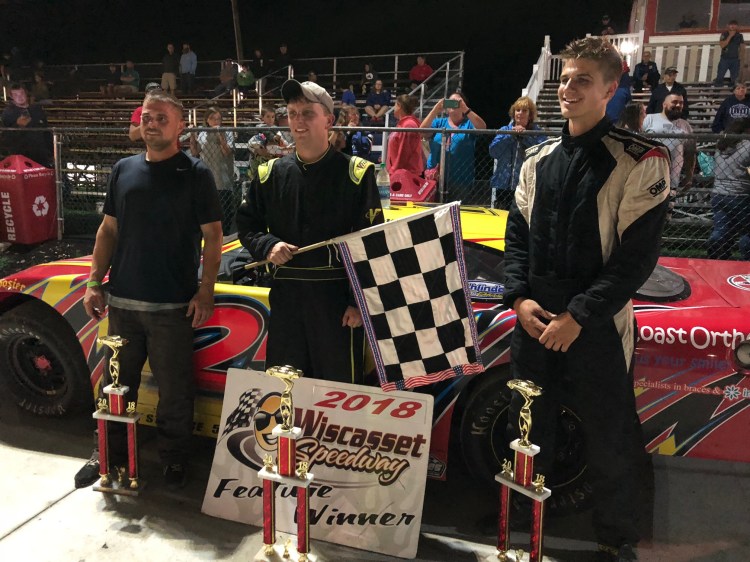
[
  {"x1": 92, "y1": 335, "x2": 144, "y2": 495},
  {"x1": 255, "y1": 365, "x2": 317, "y2": 562},
  {"x1": 495, "y1": 379, "x2": 551, "y2": 562}
]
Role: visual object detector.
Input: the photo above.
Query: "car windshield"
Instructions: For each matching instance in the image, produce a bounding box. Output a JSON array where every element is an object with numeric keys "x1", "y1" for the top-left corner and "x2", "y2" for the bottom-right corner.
[{"x1": 635, "y1": 264, "x2": 691, "y2": 302}]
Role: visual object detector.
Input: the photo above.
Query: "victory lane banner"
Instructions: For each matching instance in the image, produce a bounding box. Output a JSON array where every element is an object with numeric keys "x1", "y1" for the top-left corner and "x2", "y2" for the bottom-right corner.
[{"x1": 201, "y1": 368, "x2": 434, "y2": 559}]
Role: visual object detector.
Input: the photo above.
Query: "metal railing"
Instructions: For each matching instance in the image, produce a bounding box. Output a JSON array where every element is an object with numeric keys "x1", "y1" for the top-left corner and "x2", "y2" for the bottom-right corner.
[
  {"x1": 521, "y1": 36, "x2": 552, "y2": 102},
  {"x1": 2, "y1": 126, "x2": 745, "y2": 261}
]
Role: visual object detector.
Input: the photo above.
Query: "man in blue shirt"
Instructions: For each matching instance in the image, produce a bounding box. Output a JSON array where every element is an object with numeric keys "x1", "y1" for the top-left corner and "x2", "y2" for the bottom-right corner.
[
  {"x1": 180, "y1": 43, "x2": 198, "y2": 94},
  {"x1": 365, "y1": 79, "x2": 390, "y2": 123},
  {"x1": 712, "y1": 81, "x2": 750, "y2": 132}
]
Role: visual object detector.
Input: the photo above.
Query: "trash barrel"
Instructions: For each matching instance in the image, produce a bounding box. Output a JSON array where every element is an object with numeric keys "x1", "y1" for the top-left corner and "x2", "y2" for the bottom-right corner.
[{"x1": 0, "y1": 155, "x2": 57, "y2": 245}]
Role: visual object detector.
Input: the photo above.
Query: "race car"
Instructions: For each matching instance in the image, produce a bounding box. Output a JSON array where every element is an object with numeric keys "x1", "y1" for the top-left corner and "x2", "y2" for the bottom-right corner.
[{"x1": 1, "y1": 202, "x2": 749, "y2": 515}]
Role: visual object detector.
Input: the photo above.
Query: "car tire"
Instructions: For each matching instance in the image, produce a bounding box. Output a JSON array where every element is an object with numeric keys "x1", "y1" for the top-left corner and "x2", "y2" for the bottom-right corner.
[
  {"x1": 0, "y1": 300, "x2": 91, "y2": 416},
  {"x1": 458, "y1": 369, "x2": 594, "y2": 515}
]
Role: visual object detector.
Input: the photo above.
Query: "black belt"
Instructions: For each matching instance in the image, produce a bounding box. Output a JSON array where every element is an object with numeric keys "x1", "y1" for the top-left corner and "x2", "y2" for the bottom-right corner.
[{"x1": 274, "y1": 266, "x2": 348, "y2": 281}]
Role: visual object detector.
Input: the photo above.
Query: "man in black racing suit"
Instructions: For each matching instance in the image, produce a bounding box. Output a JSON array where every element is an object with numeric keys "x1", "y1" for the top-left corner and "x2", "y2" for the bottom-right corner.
[
  {"x1": 502, "y1": 38, "x2": 670, "y2": 562},
  {"x1": 237, "y1": 80, "x2": 383, "y2": 383}
]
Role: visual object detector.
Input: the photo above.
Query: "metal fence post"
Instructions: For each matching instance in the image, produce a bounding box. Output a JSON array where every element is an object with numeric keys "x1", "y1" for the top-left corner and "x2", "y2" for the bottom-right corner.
[
  {"x1": 394, "y1": 55, "x2": 399, "y2": 92},
  {"x1": 438, "y1": 129, "x2": 448, "y2": 203},
  {"x1": 52, "y1": 131, "x2": 64, "y2": 240},
  {"x1": 333, "y1": 57, "x2": 338, "y2": 94},
  {"x1": 444, "y1": 62, "x2": 450, "y2": 99}
]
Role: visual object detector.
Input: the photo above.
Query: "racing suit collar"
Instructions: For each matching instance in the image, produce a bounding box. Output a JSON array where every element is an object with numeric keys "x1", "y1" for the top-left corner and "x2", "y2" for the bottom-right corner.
[
  {"x1": 295, "y1": 144, "x2": 333, "y2": 169},
  {"x1": 561, "y1": 117, "x2": 612, "y2": 148}
]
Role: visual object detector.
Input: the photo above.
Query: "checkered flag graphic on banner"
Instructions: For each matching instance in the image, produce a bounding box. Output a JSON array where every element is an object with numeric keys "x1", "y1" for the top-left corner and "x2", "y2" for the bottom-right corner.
[
  {"x1": 221, "y1": 388, "x2": 263, "y2": 438},
  {"x1": 337, "y1": 203, "x2": 484, "y2": 391}
]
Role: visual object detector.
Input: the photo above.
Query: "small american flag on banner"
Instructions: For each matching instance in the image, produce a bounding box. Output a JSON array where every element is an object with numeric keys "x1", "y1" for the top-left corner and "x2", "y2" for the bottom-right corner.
[
  {"x1": 221, "y1": 388, "x2": 263, "y2": 438},
  {"x1": 337, "y1": 202, "x2": 484, "y2": 391}
]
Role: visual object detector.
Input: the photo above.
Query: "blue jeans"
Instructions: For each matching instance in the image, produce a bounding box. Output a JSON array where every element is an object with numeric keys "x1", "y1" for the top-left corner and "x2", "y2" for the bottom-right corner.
[
  {"x1": 714, "y1": 58, "x2": 740, "y2": 86},
  {"x1": 708, "y1": 194, "x2": 750, "y2": 259}
]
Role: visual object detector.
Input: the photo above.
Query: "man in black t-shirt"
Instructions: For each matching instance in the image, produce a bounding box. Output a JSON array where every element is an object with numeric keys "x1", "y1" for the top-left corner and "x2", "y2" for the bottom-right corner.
[{"x1": 77, "y1": 91, "x2": 223, "y2": 490}]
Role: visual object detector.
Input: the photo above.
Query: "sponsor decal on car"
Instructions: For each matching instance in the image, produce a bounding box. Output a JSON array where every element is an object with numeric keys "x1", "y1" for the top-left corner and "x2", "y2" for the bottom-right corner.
[
  {"x1": 468, "y1": 280, "x2": 504, "y2": 301},
  {"x1": 727, "y1": 274, "x2": 750, "y2": 291}
]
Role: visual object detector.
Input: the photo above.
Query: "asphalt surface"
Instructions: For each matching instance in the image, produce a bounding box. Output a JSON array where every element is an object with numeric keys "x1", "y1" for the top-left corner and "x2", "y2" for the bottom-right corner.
[{"x1": 1, "y1": 385, "x2": 749, "y2": 561}]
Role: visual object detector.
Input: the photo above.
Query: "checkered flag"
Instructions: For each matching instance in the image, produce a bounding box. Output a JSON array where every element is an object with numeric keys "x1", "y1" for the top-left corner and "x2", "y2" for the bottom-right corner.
[
  {"x1": 221, "y1": 388, "x2": 263, "y2": 438},
  {"x1": 337, "y1": 203, "x2": 483, "y2": 391}
]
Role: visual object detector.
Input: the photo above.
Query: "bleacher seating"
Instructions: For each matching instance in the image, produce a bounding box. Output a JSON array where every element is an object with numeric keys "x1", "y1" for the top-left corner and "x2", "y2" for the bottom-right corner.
[{"x1": 535, "y1": 81, "x2": 734, "y2": 133}]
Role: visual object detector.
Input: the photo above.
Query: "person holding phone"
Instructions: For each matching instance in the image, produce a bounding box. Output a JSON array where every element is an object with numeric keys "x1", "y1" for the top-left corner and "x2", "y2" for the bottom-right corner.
[
  {"x1": 1, "y1": 82, "x2": 53, "y2": 167},
  {"x1": 420, "y1": 91, "x2": 486, "y2": 203}
]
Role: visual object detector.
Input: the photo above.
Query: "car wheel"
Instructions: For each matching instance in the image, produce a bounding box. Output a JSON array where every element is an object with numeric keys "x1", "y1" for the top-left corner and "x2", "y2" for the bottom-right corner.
[
  {"x1": 458, "y1": 369, "x2": 594, "y2": 515},
  {"x1": 0, "y1": 300, "x2": 91, "y2": 416}
]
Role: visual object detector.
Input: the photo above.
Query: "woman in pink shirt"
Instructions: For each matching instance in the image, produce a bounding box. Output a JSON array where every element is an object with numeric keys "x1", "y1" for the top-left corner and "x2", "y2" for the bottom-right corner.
[{"x1": 386, "y1": 94, "x2": 425, "y2": 175}]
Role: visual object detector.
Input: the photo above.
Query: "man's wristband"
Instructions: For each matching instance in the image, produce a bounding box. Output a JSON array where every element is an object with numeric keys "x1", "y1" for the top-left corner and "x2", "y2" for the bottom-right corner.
[
  {"x1": 465, "y1": 109, "x2": 472, "y2": 116},
  {"x1": 86, "y1": 280, "x2": 102, "y2": 288}
]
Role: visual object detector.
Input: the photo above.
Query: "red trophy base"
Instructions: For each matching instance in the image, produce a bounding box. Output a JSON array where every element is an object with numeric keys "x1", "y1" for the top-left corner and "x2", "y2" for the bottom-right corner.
[
  {"x1": 92, "y1": 405, "x2": 145, "y2": 497},
  {"x1": 494, "y1": 439, "x2": 550, "y2": 562},
  {"x1": 255, "y1": 467, "x2": 317, "y2": 562}
]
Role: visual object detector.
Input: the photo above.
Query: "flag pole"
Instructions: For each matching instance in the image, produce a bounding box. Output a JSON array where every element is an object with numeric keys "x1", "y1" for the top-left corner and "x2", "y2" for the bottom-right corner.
[
  {"x1": 243, "y1": 238, "x2": 337, "y2": 270},
  {"x1": 243, "y1": 202, "x2": 457, "y2": 270}
]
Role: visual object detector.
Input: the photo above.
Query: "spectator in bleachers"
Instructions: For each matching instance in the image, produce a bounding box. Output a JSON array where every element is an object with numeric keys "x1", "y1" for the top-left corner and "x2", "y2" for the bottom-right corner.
[
  {"x1": 364, "y1": 79, "x2": 391, "y2": 124},
  {"x1": 711, "y1": 81, "x2": 750, "y2": 132},
  {"x1": 421, "y1": 91, "x2": 487, "y2": 203},
  {"x1": 129, "y1": 82, "x2": 165, "y2": 141},
  {"x1": 632, "y1": 51, "x2": 660, "y2": 92},
  {"x1": 341, "y1": 83, "x2": 356, "y2": 106},
  {"x1": 236, "y1": 64, "x2": 255, "y2": 97},
  {"x1": 386, "y1": 94, "x2": 425, "y2": 176},
  {"x1": 360, "y1": 62, "x2": 377, "y2": 96},
  {"x1": 180, "y1": 43, "x2": 197, "y2": 94},
  {"x1": 214, "y1": 59, "x2": 238, "y2": 97},
  {"x1": 1, "y1": 82, "x2": 53, "y2": 167},
  {"x1": 646, "y1": 67, "x2": 689, "y2": 119},
  {"x1": 190, "y1": 107, "x2": 236, "y2": 235},
  {"x1": 489, "y1": 96, "x2": 544, "y2": 210},
  {"x1": 714, "y1": 20, "x2": 745, "y2": 88},
  {"x1": 274, "y1": 43, "x2": 292, "y2": 71},
  {"x1": 606, "y1": 64, "x2": 633, "y2": 123},
  {"x1": 598, "y1": 14, "x2": 616, "y2": 35},
  {"x1": 708, "y1": 117, "x2": 750, "y2": 260},
  {"x1": 30, "y1": 71, "x2": 52, "y2": 104},
  {"x1": 100, "y1": 63, "x2": 121, "y2": 99},
  {"x1": 307, "y1": 70, "x2": 318, "y2": 84},
  {"x1": 643, "y1": 93, "x2": 695, "y2": 206},
  {"x1": 161, "y1": 43, "x2": 180, "y2": 94},
  {"x1": 409, "y1": 55, "x2": 434, "y2": 90},
  {"x1": 617, "y1": 102, "x2": 646, "y2": 132},
  {"x1": 248, "y1": 106, "x2": 292, "y2": 181},
  {"x1": 114, "y1": 60, "x2": 140, "y2": 97},
  {"x1": 274, "y1": 106, "x2": 294, "y2": 146},
  {"x1": 329, "y1": 106, "x2": 351, "y2": 152},
  {"x1": 249, "y1": 48, "x2": 265, "y2": 76}
]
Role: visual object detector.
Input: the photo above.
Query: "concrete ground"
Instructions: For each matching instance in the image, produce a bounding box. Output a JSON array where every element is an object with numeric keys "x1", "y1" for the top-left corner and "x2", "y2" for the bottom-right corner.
[{"x1": 1, "y1": 391, "x2": 749, "y2": 562}]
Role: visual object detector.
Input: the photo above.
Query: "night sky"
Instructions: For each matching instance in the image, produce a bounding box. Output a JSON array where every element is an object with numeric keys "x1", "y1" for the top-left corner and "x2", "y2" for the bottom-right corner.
[{"x1": 1, "y1": 0, "x2": 632, "y2": 127}]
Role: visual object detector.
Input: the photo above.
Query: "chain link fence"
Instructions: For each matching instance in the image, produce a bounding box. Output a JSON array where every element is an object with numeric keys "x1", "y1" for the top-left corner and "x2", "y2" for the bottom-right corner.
[{"x1": 0, "y1": 125, "x2": 748, "y2": 261}]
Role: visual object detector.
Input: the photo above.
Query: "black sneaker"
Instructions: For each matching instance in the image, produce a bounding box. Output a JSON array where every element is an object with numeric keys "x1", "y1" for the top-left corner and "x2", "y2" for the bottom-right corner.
[
  {"x1": 163, "y1": 463, "x2": 188, "y2": 490},
  {"x1": 597, "y1": 543, "x2": 638, "y2": 562},
  {"x1": 74, "y1": 450, "x2": 101, "y2": 488}
]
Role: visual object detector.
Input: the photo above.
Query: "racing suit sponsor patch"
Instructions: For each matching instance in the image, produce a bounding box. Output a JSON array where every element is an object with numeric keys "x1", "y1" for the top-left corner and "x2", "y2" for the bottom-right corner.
[
  {"x1": 349, "y1": 156, "x2": 374, "y2": 185},
  {"x1": 647, "y1": 178, "x2": 668, "y2": 197}
]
